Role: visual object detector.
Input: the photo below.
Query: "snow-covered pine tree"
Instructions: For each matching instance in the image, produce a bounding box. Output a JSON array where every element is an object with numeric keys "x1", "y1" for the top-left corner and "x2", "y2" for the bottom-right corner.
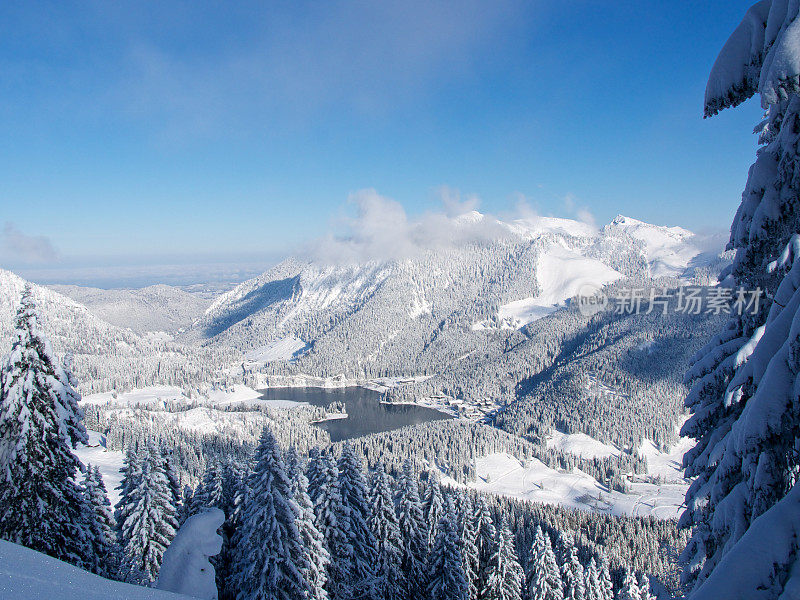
[
  {"x1": 337, "y1": 443, "x2": 379, "y2": 600},
  {"x1": 681, "y1": 2, "x2": 800, "y2": 598},
  {"x1": 480, "y1": 516, "x2": 523, "y2": 600},
  {"x1": 596, "y1": 554, "x2": 613, "y2": 600},
  {"x1": 119, "y1": 445, "x2": 178, "y2": 585},
  {"x1": 475, "y1": 497, "x2": 498, "y2": 598},
  {"x1": 82, "y1": 464, "x2": 120, "y2": 578},
  {"x1": 115, "y1": 448, "x2": 142, "y2": 542},
  {"x1": 397, "y1": 459, "x2": 428, "y2": 600},
  {"x1": 427, "y1": 498, "x2": 469, "y2": 600},
  {"x1": 230, "y1": 427, "x2": 311, "y2": 600},
  {"x1": 368, "y1": 462, "x2": 404, "y2": 600},
  {"x1": 162, "y1": 447, "x2": 183, "y2": 517},
  {"x1": 307, "y1": 448, "x2": 353, "y2": 600},
  {"x1": 56, "y1": 351, "x2": 88, "y2": 448},
  {"x1": 582, "y1": 558, "x2": 600, "y2": 600},
  {"x1": 616, "y1": 569, "x2": 640, "y2": 600},
  {"x1": 192, "y1": 460, "x2": 225, "y2": 513},
  {"x1": 423, "y1": 473, "x2": 444, "y2": 548},
  {"x1": 458, "y1": 495, "x2": 480, "y2": 600},
  {"x1": 636, "y1": 573, "x2": 653, "y2": 600},
  {"x1": 286, "y1": 447, "x2": 330, "y2": 600},
  {"x1": 0, "y1": 287, "x2": 92, "y2": 567},
  {"x1": 524, "y1": 526, "x2": 563, "y2": 600},
  {"x1": 559, "y1": 535, "x2": 584, "y2": 600},
  {"x1": 218, "y1": 458, "x2": 247, "y2": 600}
]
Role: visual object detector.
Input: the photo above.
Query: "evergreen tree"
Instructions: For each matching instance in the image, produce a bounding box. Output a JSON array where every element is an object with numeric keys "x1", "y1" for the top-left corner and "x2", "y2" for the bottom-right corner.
[
  {"x1": 423, "y1": 474, "x2": 444, "y2": 548},
  {"x1": 193, "y1": 459, "x2": 225, "y2": 513},
  {"x1": 119, "y1": 445, "x2": 178, "y2": 585},
  {"x1": 427, "y1": 498, "x2": 469, "y2": 600},
  {"x1": 475, "y1": 497, "x2": 498, "y2": 598},
  {"x1": 597, "y1": 554, "x2": 613, "y2": 600},
  {"x1": 458, "y1": 495, "x2": 480, "y2": 600},
  {"x1": 338, "y1": 443, "x2": 379, "y2": 600},
  {"x1": 218, "y1": 458, "x2": 247, "y2": 600},
  {"x1": 582, "y1": 559, "x2": 602, "y2": 600},
  {"x1": 480, "y1": 516, "x2": 523, "y2": 600},
  {"x1": 0, "y1": 288, "x2": 92, "y2": 567},
  {"x1": 397, "y1": 459, "x2": 427, "y2": 600},
  {"x1": 82, "y1": 464, "x2": 120, "y2": 578},
  {"x1": 308, "y1": 449, "x2": 353, "y2": 600},
  {"x1": 636, "y1": 574, "x2": 652, "y2": 600},
  {"x1": 230, "y1": 427, "x2": 311, "y2": 600},
  {"x1": 115, "y1": 448, "x2": 142, "y2": 541},
  {"x1": 368, "y1": 462, "x2": 404, "y2": 600},
  {"x1": 681, "y1": 3, "x2": 800, "y2": 597},
  {"x1": 616, "y1": 570, "x2": 640, "y2": 600},
  {"x1": 524, "y1": 526, "x2": 563, "y2": 600},
  {"x1": 162, "y1": 447, "x2": 183, "y2": 517},
  {"x1": 286, "y1": 447, "x2": 330, "y2": 600},
  {"x1": 559, "y1": 536, "x2": 585, "y2": 600}
]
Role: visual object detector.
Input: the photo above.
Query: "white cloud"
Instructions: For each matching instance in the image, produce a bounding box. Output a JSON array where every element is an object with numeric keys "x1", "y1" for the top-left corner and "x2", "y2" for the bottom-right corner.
[
  {"x1": 306, "y1": 188, "x2": 512, "y2": 264},
  {"x1": 0, "y1": 223, "x2": 60, "y2": 265}
]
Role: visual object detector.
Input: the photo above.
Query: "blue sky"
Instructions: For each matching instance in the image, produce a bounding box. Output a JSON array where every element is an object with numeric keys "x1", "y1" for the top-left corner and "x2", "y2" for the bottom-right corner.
[{"x1": 0, "y1": 1, "x2": 764, "y2": 284}]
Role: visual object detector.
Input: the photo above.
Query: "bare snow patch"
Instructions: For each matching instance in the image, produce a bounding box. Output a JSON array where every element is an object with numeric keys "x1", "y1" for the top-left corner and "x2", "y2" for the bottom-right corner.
[
  {"x1": 546, "y1": 430, "x2": 621, "y2": 460},
  {"x1": 466, "y1": 452, "x2": 688, "y2": 519},
  {"x1": 245, "y1": 336, "x2": 309, "y2": 362},
  {"x1": 74, "y1": 430, "x2": 125, "y2": 507}
]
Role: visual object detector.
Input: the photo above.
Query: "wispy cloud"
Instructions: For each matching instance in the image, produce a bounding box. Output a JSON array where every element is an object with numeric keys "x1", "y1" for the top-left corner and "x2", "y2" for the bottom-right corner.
[
  {"x1": 1, "y1": 222, "x2": 60, "y2": 265},
  {"x1": 306, "y1": 188, "x2": 517, "y2": 264}
]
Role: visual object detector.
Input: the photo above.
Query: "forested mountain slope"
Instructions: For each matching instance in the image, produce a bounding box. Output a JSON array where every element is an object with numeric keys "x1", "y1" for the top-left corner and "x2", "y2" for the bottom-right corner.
[
  {"x1": 183, "y1": 213, "x2": 721, "y2": 374},
  {"x1": 0, "y1": 269, "x2": 240, "y2": 394},
  {"x1": 50, "y1": 284, "x2": 212, "y2": 333}
]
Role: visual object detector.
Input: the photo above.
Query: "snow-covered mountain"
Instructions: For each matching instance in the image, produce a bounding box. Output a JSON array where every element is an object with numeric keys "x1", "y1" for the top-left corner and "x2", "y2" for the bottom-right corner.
[
  {"x1": 181, "y1": 213, "x2": 725, "y2": 365},
  {"x1": 0, "y1": 269, "x2": 240, "y2": 393},
  {"x1": 49, "y1": 283, "x2": 212, "y2": 333},
  {"x1": 0, "y1": 268, "x2": 147, "y2": 357}
]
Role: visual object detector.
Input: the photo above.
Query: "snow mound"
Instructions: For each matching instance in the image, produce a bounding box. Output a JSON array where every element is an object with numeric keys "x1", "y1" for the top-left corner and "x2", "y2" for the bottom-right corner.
[
  {"x1": 245, "y1": 336, "x2": 309, "y2": 362},
  {"x1": 157, "y1": 508, "x2": 225, "y2": 600},
  {"x1": 0, "y1": 539, "x2": 191, "y2": 599}
]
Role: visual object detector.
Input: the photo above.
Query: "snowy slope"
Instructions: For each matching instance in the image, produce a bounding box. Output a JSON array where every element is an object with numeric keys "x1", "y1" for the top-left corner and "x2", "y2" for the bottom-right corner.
[
  {"x1": 245, "y1": 335, "x2": 309, "y2": 362},
  {"x1": 74, "y1": 430, "x2": 125, "y2": 507},
  {"x1": 602, "y1": 215, "x2": 700, "y2": 278},
  {"x1": 0, "y1": 268, "x2": 146, "y2": 356},
  {"x1": 0, "y1": 539, "x2": 191, "y2": 599},
  {"x1": 50, "y1": 284, "x2": 212, "y2": 333},
  {"x1": 476, "y1": 244, "x2": 623, "y2": 329},
  {"x1": 467, "y1": 450, "x2": 688, "y2": 519}
]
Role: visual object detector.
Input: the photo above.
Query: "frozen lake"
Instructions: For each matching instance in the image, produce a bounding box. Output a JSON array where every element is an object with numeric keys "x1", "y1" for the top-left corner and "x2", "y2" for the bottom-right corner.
[{"x1": 258, "y1": 386, "x2": 450, "y2": 442}]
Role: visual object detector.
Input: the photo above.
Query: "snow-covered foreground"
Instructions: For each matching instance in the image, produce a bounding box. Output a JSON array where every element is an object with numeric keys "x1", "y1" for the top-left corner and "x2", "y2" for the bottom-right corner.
[
  {"x1": 0, "y1": 540, "x2": 191, "y2": 600},
  {"x1": 461, "y1": 430, "x2": 691, "y2": 520}
]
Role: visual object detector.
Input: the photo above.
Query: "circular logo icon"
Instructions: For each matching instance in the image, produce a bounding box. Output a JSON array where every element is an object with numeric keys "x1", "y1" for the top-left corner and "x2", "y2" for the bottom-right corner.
[{"x1": 576, "y1": 283, "x2": 608, "y2": 316}]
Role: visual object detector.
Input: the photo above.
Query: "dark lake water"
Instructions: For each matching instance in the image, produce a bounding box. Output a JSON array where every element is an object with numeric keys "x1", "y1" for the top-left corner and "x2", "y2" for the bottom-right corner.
[{"x1": 258, "y1": 386, "x2": 450, "y2": 442}]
